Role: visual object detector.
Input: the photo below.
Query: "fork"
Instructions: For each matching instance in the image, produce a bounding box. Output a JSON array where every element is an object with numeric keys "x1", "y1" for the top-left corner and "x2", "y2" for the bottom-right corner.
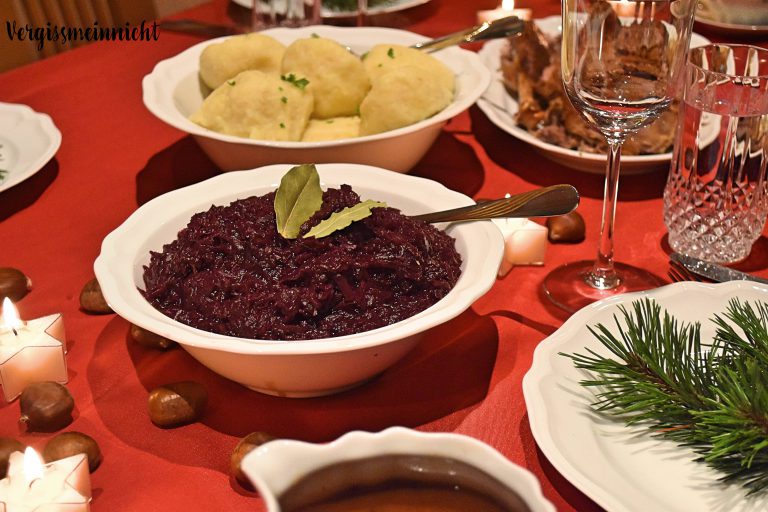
[{"x1": 667, "y1": 259, "x2": 706, "y2": 283}]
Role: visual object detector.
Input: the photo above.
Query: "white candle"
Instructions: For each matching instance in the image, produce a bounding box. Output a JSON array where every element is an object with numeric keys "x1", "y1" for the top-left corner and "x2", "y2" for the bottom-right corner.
[
  {"x1": 0, "y1": 448, "x2": 90, "y2": 512},
  {"x1": 0, "y1": 298, "x2": 67, "y2": 402},
  {"x1": 493, "y1": 213, "x2": 548, "y2": 278},
  {"x1": 477, "y1": 0, "x2": 532, "y2": 24},
  {"x1": 610, "y1": 0, "x2": 636, "y2": 18}
]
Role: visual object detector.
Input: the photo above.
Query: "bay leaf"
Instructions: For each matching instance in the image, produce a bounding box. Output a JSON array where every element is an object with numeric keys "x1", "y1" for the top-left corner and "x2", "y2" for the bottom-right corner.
[
  {"x1": 274, "y1": 164, "x2": 324, "y2": 239},
  {"x1": 303, "y1": 200, "x2": 387, "y2": 239}
]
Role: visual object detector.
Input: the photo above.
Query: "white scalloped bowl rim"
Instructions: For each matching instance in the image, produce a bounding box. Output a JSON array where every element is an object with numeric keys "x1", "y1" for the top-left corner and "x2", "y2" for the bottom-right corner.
[
  {"x1": 142, "y1": 25, "x2": 491, "y2": 149},
  {"x1": 523, "y1": 281, "x2": 768, "y2": 512},
  {"x1": 242, "y1": 426, "x2": 557, "y2": 512},
  {"x1": 0, "y1": 102, "x2": 62, "y2": 193},
  {"x1": 94, "y1": 163, "x2": 503, "y2": 355},
  {"x1": 476, "y1": 16, "x2": 710, "y2": 174}
]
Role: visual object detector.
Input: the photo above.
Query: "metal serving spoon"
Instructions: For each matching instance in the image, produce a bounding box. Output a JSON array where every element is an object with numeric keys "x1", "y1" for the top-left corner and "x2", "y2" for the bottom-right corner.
[
  {"x1": 414, "y1": 184, "x2": 580, "y2": 224},
  {"x1": 159, "y1": 15, "x2": 526, "y2": 50},
  {"x1": 411, "y1": 15, "x2": 527, "y2": 52}
]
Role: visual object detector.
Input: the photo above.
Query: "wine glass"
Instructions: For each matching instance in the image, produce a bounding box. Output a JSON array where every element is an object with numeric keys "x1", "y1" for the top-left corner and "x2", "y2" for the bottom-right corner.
[
  {"x1": 543, "y1": 0, "x2": 697, "y2": 312},
  {"x1": 357, "y1": 0, "x2": 367, "y2": 26}
]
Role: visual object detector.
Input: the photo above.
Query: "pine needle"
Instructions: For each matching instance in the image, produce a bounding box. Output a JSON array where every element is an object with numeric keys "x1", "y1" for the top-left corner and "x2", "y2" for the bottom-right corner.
[{"x1": 561, "y1": 297, "x2": 768, "y2": 494}]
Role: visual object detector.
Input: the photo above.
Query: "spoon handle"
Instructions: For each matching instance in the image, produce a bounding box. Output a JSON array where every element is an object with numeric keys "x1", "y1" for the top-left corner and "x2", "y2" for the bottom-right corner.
[
  {"x1": 412, "y1": 184, "x2": 580, "y2": 224},
  {"x1": 411, "y1": 15, "x2": 526, "y2": 53}
]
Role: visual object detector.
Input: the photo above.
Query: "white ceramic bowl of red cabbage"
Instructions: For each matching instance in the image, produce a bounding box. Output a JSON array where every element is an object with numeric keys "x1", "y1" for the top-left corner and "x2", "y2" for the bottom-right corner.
[
  {"x1": 94, "y1": 163, "x2": 503, "y2": 397},
  {"x1": 142, "y1": 25, "x2": 491, "y2": 173}
]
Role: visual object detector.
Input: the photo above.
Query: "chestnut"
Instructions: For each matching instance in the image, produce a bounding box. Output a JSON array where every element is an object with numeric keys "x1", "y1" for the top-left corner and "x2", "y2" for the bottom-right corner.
[
  {"x1": 546, "y1": 211, "x2": 586, "y2": 243},
  {"x1": 130, "y1": 324, "x2": 176, "y2": 351},
  {"x1": 44, "y1": 431, "x2": 101, "y2": 472},
  {"x1": 0, "y1": 267, "x2": 32, "y2": 302},
  {"x1": 19, "y1": 381, "x2": 75, "y2": 432},
  {"x1": 0, "y1": 437, "x2": 25, "y2": 477},
  {"x1": 147, "y1": 381, "x2": 207, "y2": 428},
  {"x1": 230, "y1": 431, "x2": 276, "y2": 490},
  {"x1": 79, "y1": 278, "x2": 113, "y2": 314}
]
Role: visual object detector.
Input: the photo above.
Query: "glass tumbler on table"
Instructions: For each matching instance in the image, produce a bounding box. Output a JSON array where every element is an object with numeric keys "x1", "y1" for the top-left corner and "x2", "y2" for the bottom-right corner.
[
  {"x1": 252, "y1": 0, "x2": 321, "y2": 29},
  {"x1": 543, "y1": 0, "x2": 697, "y2": 312},
  {"x1": 664, "y1": 44, "x2": 768, "y2": 264}
]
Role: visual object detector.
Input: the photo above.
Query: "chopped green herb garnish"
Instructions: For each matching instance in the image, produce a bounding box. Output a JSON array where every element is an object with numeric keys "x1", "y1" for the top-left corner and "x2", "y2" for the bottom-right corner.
[
  {"x1": 325, "y1": 120, "x2": 334, "y2": 124},
  {"x1": 281, "y1": 96, "x2": 288, "y2": 103},
  {"x1": 280, "y1": 122, "x2": 286, "y2": 128},
  {"x1": 387, "y1": 47, "x2": 395, "y2": 58},
  {"x1": 227, "y1": 80, "x2": 236, "y2": 86},
  {"x1": 279, "y1": 86, "x2": 284, "y2": 91},
  {"x1": 377, "y1": 63, "x2": 382, "y2": 68},
  {"x1": 311, "y1": 33, "x2": 320, "y2": 38},
  {"x1": 281, "y1": 74, "x2": 310, "y2": 90},
  {"x1": 360, "y1": 51, "x2": 369, "y2": 60}
]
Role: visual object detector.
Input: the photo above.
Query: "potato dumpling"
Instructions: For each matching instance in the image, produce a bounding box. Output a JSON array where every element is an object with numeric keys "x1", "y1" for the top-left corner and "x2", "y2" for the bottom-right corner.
[
  {"x1": 301, "y1": 116, "x2": 360, "y2": 142},
  {"x1": 199, "y1": 33, "x2": 285, "y2": 89},
  {"x1": 281, "y1": 38, "x2": 370, "y2": 119},
  {"x1": 363, "y1": 44, "x2": 455, "y2": 95},
  {"x1": 359, "y1": 66, "x2": 453, "y2": 136},
  {"x1": 190, "y1": 70, "x2": 313, "y2": 141}
]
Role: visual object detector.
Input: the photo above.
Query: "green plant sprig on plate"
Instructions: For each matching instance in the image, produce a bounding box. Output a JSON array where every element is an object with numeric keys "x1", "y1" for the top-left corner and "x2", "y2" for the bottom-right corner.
[{"x1": 562, "y1": 298, "x2": 768, "y2": 494}]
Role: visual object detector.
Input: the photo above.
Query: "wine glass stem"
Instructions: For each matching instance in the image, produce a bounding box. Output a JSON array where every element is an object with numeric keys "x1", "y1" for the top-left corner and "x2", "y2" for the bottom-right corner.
[
  {"x1": 587, "y1": 138, "x2": 623, "y2": 290},
  {"x1": 357, "y1": 0, "x2": 367, "y2": 26}
]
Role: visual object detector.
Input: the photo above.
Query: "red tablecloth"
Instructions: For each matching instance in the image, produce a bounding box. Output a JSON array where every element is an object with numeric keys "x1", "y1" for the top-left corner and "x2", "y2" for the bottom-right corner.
[{"x1": 1, "y1": 1, "x2": 766, "y2": 510}]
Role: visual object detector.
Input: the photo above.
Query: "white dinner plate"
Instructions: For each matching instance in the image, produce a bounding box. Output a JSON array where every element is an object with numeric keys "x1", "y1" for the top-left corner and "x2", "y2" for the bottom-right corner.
[
  {"x1": 523, "y1": 281, "x2": 768, "y2": 512},
  {"x1": 0, "y1": 102, "x2": 61, "y2": 194},
  {"x1": 476, "y1": 16, "x2": 710, "y2": 175},
  {"x1": 231, "y1": 0, "x2": 430, "y2": 19}
]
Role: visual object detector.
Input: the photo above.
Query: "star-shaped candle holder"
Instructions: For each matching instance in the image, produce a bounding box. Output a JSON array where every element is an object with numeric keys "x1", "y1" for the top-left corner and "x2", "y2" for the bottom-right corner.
[
  {"x1": 0, "y1": 449, "x2": 91, "y2": 511},
  {"x1": 0, "y1": 305, "x2": 68, "y2": 402}
]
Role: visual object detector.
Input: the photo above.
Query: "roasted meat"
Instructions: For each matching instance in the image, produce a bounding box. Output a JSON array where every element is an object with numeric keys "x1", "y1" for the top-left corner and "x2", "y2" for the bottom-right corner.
[{"x1": 500, "y1": 14, "x2": 676, "y2": 156}]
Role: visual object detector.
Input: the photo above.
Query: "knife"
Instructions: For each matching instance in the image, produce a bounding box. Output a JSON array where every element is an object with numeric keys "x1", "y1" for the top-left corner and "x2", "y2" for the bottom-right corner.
[
  {"x1": 670, "y1": 253, "x2": 768, "y2": 285},
  {"x1": 159, "y1": 19, "x2": 243, "y2": 38}
]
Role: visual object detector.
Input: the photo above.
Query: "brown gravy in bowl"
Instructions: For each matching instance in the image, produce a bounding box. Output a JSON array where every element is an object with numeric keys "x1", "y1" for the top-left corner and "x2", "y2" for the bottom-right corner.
[{"x1": 278, "y1": 454, "x2": 533, "y2": 512}]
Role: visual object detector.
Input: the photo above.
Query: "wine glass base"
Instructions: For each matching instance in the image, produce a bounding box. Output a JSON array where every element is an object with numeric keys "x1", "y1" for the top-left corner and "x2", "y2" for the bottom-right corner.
[{"x1": 542, "y1": 260, "x2": 667, "y2": 314}]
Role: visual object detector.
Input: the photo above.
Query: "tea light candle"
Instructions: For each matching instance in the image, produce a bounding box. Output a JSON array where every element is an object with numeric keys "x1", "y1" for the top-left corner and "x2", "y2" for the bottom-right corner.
[
  {"x1": 0, "y1": 448, "x2": 91, "y2": 512},
  {"x1": 493, "y1": 215, "x2": 547, "y2": 278},
  {"x1": 610, "y1": 0, "x2": 637, "y2": 18},
  {"x1": 477, "y1": 0, "x2": 531, "y2": 24},
  {"x1": 0, "y1": 298, "x2": 67, "y2": 402}
]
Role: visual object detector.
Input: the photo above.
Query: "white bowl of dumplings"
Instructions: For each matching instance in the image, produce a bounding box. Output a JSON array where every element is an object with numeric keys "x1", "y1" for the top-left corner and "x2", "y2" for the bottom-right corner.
[{"x1": 142, "y1": 25, "x2": 491, "y2": 173}]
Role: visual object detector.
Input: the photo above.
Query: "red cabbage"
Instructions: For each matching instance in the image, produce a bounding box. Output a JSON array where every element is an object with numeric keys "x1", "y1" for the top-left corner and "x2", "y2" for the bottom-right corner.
[{"x1": 141, "y1": 185, "x2": 462, "y2": 341}]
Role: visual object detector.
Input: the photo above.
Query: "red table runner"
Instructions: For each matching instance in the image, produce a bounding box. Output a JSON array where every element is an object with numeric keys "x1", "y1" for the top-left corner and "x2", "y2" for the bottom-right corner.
[{"x1": 1, "y1": 1, "x2": 766, "y2": 510}]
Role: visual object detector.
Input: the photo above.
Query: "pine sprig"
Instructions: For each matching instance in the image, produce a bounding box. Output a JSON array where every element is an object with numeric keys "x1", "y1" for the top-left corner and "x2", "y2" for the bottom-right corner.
[
  {"x1": 561, "y1": 298, "x2": 768, "y2": 494},
  {"x1": 566, "y1": 300, "x2": 713, "y2": 427},
  {"x1": 712, "y1": 299, "x2": 768, "y2": 364}
]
